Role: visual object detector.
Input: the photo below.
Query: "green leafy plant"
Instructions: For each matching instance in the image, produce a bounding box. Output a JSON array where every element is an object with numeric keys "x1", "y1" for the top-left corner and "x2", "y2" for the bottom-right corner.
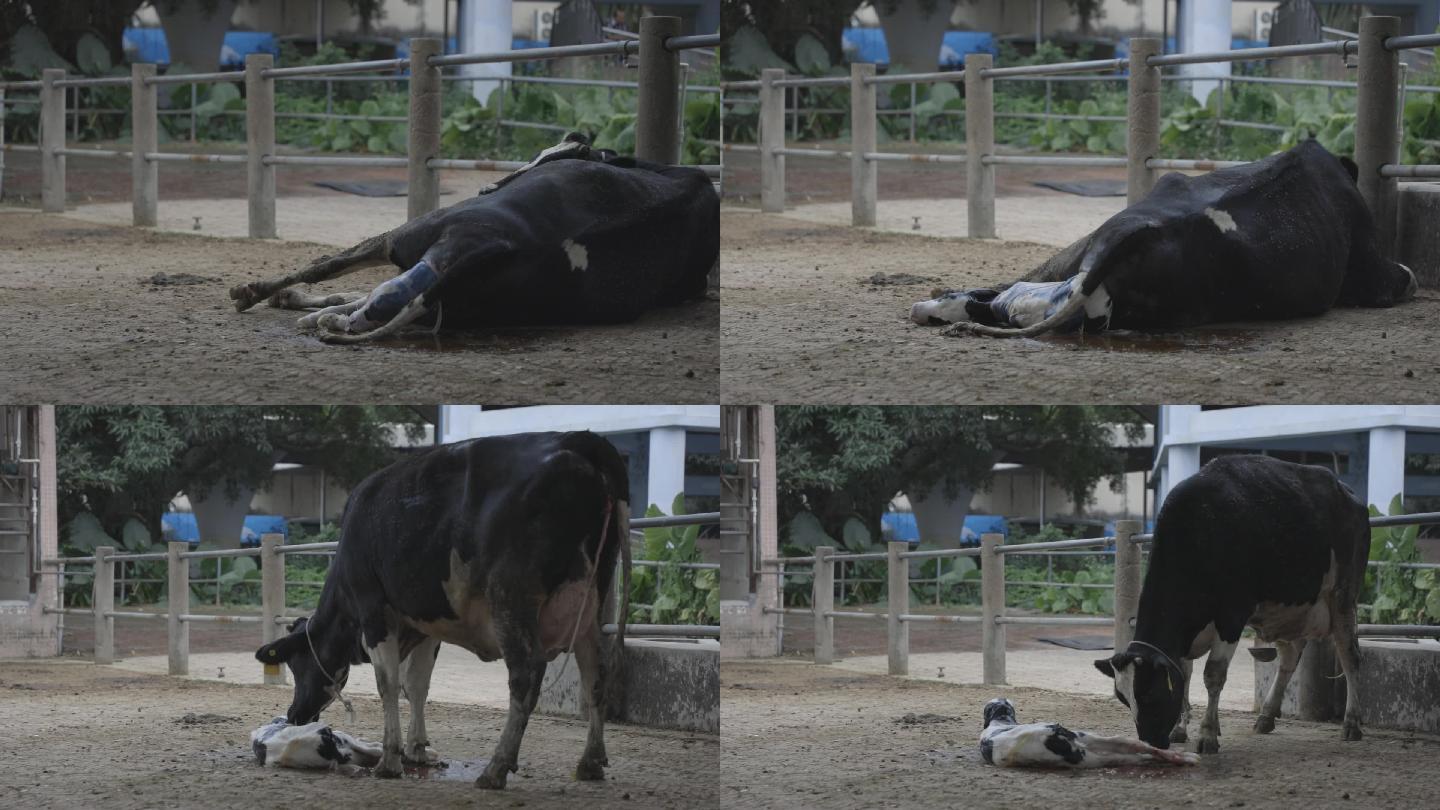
[
  {"x1": 627, "y1": 494, "x2": 718, "y2": 626},
  {"x1": 1363, "y1": 496, "x2": 1440, "y2": 625}
]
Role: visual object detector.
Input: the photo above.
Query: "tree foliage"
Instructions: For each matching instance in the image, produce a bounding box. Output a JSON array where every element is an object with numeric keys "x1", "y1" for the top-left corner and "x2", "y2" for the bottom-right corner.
[
  {"x1": 776, "y1": 406, "x2": 1145, "y2": 548},
  {"x1": 57, "y1": 406, "x2": 426, "y2": 548},
  {"x1": 722, "y1": 0, "x2": 863, "y2": 68}
]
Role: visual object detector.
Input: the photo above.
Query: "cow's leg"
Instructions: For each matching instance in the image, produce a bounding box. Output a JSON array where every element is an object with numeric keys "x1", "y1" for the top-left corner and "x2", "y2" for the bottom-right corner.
[
  {"x1": 268, "y1": 289, "x2": 366, "y2": 311},
  {"x1": 1255, "y1": 638, "x2": 1304, "y2": 733},
  {"x1": 401, "y1": 636, "x2": 443, "y2": 766},
  {"x1": 572, "y1": 628, "x2": 608, "y2": 780},
  {"x1": 296, "y1": 293, "x2": 370, "y2": 330},
  {"x1": 230, "y1": 232, "x2": 392, "y2": 312},
  {"x1": 368, "y1": 634, "x2": 406, "y2": 778},
  {"x1": 477, "y1": 617, "x2": 543, "y2": 790},
  {"x1": 1332, "y1": 622, "x2": 1364, "y2": 741},
  {"x1": 1171, "y1": 657, "x2": 1193, "y2": 744},
  {"x1": 1197, "y1": 641, "x2": 1236, "y2": 754}
]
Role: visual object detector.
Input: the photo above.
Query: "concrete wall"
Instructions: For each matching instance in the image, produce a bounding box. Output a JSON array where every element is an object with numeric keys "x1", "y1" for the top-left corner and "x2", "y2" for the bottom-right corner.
[
  {"x1": 0, "y1": 406, "x2": 60, "y2": 660},
  {"x1": 537, "y1": 638, "x2": 719, "y2": 733},
  {"x1": 1252, "y1": 639, "x2": 1440, "y2": 734}
]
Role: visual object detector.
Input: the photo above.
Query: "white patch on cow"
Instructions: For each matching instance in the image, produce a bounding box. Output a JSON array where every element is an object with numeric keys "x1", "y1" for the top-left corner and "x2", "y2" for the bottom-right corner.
[
  {"x1": 1204, "y1": 207, "x2": 1237, "y2": 233},
  {"x1": 1083, "y1": 282, "x2": 1113, "y2": 325},
  {"x1": 1115, "y1": 663, "x2": 1140, "y2": 727},
  {"x1": 406, "y1": 549, "x2": 502, "y2": 660},
  {"x1": 1187, "y1": 622, "x2": 1219, "y2": 659},
  {"x1": 1249, "y1": 552, "x2": 1338, "y2": 641},
  {"x1": 562, "y1": 238, "x2": 589, "y2": 272}
]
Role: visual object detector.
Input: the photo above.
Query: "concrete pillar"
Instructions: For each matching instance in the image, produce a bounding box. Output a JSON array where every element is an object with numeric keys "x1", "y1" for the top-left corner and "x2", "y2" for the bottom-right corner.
[
  {"x1": 813, "y1": 546, "x2": 834, "y2": 664},
  {"x1": 1177, "y1": 0, "x2": 1233, "y2": 103},
  {"x1": 646, "y1": 426, "x2": 687, "y2": 513},
  {"x1": 406, "y1": 38, "x2": 443, "y2": 222},
  {"x1": 167, "y1": 541, "x2": 189, "y2": 676},
  {"x1": 887, "y1": 541, "x2": 909, "y2": 676},
  {"x1": 1355, "y1": 16, "x2": 1402, "y2": 258},
  {"x1": 40, "y1": 68, "x2": 65, "y2": 213},
  {"x1": 1125, "y1": 38, "x2": 1162, "y2": 206},
  {"x1": 1112, "y1": 520, "x2": 1142, "y2": 652},
  {"x1": 964, "y1": 53, "x2": 995, "y2": 239},
  {"x1": 131, "y1": 64, "x2": 158, "y2": 227},
  {"x1": 1368, "y1": 426, "x2": 1407, "y2": 513},
  {"x1": 636, "y1": 16, "x2": 682, "y2": 165},
  {"x1": 1159, "y1": 443, "x2": 1200, "y2": 509},
  {"x1": 456, "y1": 0, "x2": 513, "y2": 103},
  {"x1": 850, "y1": 63, "x2": 877, "y2": 227},
  {"x1": 260, "y1": 533, "x2": 287, "y2": 684},
  {"x1": 981, "y1": 532, "x2": 1006, "y2": 685},
  {"x1": 759, "y1": 68, "x2": 786, "y2": 213},
  {"x1": 245, "y1": 53, "x2": 276, "y2": 239},
  {"x1": 93, "y1": 546, "x2": 114, "y2": 665}
]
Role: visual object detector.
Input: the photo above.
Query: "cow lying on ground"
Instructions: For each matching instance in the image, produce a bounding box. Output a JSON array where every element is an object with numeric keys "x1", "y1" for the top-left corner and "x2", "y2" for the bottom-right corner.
[
  {"x1": 979, "y1": 698, "x2": 1199, "y2": 767},
  {"x1": 909, "y1": 141, "x2": 1417, "y2": 337},
  {"x1": 251, "y1": 716, "x2": 384, "y2": 771},
  {"x1": 1095, "y1": 454, "x2": 1368, "y2": 754},
  {"x1": 254, "y1": 431, "x2": 631, "y2": 789},
  {"x1": 229, "y1": 133, "x2": 718, "y2": 343}
]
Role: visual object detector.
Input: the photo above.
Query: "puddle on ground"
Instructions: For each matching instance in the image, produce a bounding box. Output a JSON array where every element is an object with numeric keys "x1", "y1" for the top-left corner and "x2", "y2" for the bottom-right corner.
[{"x1": 1032, "y1": 327, "x2": 1264, "y2": 354}]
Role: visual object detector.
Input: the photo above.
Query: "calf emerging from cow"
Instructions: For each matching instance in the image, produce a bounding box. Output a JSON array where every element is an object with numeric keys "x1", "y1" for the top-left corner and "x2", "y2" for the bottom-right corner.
[
  {"x1": 1095, "y1": 455, "x2": 1369, "y2": 754},
  {"x1": 909, "y1": 141, "x2": 1417, "y2": 337},
  {"x1": 229, "y1": 133, "x2": 718, "y2": 343},
  {"x1": 254, "y1": 431, "x2": 631, "y2": 789}
]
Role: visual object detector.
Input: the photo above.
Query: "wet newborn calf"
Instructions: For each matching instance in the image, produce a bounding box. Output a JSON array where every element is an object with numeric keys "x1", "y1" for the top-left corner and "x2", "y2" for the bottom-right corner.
[
  {"x1": 980, "y1": 698, "x2": 1199, "y2": 768},
  {"x1": 251, "y1": 716, "x2": 384, "y2": 770}
]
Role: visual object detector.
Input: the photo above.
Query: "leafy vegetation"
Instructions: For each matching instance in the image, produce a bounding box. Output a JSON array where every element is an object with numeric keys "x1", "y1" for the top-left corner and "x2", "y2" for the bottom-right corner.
[
  {"x1": 628, "y1": 494, "x2": 719, "y2": 626},
  {"x1": 1363, "y1": 497, "x2": 1440, "y2": 626}
]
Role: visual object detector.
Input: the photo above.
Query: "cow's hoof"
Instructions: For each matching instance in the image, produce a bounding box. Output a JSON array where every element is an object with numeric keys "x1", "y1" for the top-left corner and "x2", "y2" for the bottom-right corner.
[
  {"x1": 574, "y1": 758, "x2": 606, "y2": 782},
  {"x1": 1196, "y1": 737, "x2": 1220, "y2": 755},
  {"x1": 374, "y1": 761, "x2": 403, "y2": 779},
  {"x1": 475, "y1": 769, "x2": 508, "y2": 790},
  {"x1": 402, "y1": 747, "x2": 443, "y2": 767},
  {"x1": 1254, "y1": 715, "x2": 1276, "y2": 734},
  {"x1": 229, "y1": 283, "x2": 263, "y2": 312},
  {"x1": 1170, "y1": 726, "x2": 1189, "y2": 744},
  {"x1": 1343, "y1": 722, "x2": 1363, "y2": 742}
]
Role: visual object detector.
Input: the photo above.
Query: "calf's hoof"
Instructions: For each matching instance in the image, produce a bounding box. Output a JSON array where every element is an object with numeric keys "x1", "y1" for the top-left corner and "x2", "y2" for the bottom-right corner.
[
  {"x1": 574, "y1": 758, "x2": 606, "y2": 782},
  {"x1": 229, "y1": 283, "x2": 263, "y2": 312},
  {"x1": 1170, "y1": 726, "x2": 1188, "y2": 744},
  {"x1": 1196, "y1": 736, "x2": 1220, "y2": 755},
  {"x1": 1343, "y1": 722, "x2": 1363, "y2": 742},
  {"x1": 1254, "y1": 714, "x2": 1276, "y2": 734}
]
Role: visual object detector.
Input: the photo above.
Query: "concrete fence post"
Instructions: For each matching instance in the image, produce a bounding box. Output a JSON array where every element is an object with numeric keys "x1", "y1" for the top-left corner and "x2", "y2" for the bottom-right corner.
[
  {"x1": 1125, "y1": 38, "x2": 1162, "y2": 206},
  {"x1": 93, "y1": 546, "x2": 114, "y2": 664},
  {"x1": 812, "y1": 546, "x2": 834, "y2": 664},
  {"x1": 964, "y1": 54, "x2": 995, "y2": 238},
  {"x1": 167, "y1": 541, "x2": 189, "y2": 675},
  {"x1": 759, "y1": 68, "x2": 786, "y2": 213},
  {"x1": 260, "y1": 534, "x2": 286, "y2": 684},
  {"x1": 636, "y1": 16, "x2": 682, "y2": 165},
  {"x1": 40, "y1": 68, "x2": 65, "y2": 213},
  {"x1": 245, "y1": 53, "x2": 276, "y2": 239},
  {"x1": 2, "y1": 87, "x2": 7, "y2": 201},
  {"x1": 981, "y1": 533, "x2": 1006, "y2": 685},
  {"x1": 887, "y1": 541, "x2": 909, "y2": 676},
  {"x1": 1112, "y1": 520, "x2": 1142, "y2": 652},
  {"x1": 1355, "y1": 15, "x2": 1402, "y2": 257},
  {"x1": 850, "y1": 63, "x2": 877, "y2": 227},
  {"x1": 131, "y1": 63, "x2": 158, "y2": 227},
  {"x1": 406, "y1": 37, "x2": 442, "y2": 221}
]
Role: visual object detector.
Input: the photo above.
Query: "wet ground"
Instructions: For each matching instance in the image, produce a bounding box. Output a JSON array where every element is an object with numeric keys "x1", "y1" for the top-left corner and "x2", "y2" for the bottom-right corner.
[
  {"x1": 0, "y1": 659, "x2": 716, "y2": 809},
  {"x1": 720, "y1": 210, "x2": 1440, "y2": 403}
]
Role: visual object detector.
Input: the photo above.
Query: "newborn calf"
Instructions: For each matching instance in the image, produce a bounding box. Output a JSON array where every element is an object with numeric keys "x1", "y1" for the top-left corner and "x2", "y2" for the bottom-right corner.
[
  {"x1": 251, "y1": 717, "x2": 383, "y2": 770},
  {"x1": 980, "y1": 698, "x2": 1199, "y2": 768}
]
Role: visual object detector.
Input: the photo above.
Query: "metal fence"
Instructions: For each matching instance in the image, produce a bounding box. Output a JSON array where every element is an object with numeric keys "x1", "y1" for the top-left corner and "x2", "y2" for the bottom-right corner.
[
  {"x1": 721, "y1": 16, "x2": 1437, "y2": 255},
  {"x1": 761, "y1": 512, "x2": 1440, "y2": 685},
  {"x1": 0, "y1": 17, "x2": 719, "y2": 234},
  {"x1": 39, "y1": 510, "x2": 720, "y2": 684}
]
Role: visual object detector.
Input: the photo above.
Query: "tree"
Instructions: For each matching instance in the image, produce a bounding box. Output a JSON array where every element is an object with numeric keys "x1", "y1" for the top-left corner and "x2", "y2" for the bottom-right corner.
[
  {"x1": 722, "y1": 0, "x2": 863, "y2": 69},
  {"x1": 56, "y1": 406, "x2": 427, "y2": 550},
  {"x1": 775, "y1": 406, "x2": 1145, "y2": 548}
]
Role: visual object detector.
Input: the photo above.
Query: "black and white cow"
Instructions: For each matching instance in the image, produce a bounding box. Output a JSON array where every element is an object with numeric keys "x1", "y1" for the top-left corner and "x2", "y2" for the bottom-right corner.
[
  {"x1": 910, "y1": 141, "x2": 1418, "y2": 337},
  {"x1": 1095, "y1": 454, "x2": 1369, "y2": 754},
  {"x1": 979, "y1": 698, "x2": 1198, "y2": 768},
  {"x1": 254, "y1": 430, "x2": 631, "y2": 789},
  {"x1": 229, "y1": 133, "x2": 718, "y2": 343}
]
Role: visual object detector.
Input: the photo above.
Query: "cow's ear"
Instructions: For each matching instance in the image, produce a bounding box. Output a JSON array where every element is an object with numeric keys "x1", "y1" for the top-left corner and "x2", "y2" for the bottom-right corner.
[
  {"x1": 1094, "y1": 657, "x2": 1117, "y2": 678},
  {"x1": 255, "y1": 631, "x2": 305, "y2": 664},
  {"x1": 1339, "y1": 156, "x2": 1360, "y2": 183}
]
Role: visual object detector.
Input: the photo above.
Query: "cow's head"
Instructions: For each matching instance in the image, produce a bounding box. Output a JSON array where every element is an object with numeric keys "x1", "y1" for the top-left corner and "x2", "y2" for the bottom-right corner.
[
  {"x1": 1094, "y1": 642, "x2": 1186, "y2": 748},
  {"x1": 909, "y1": 287, "x2": 1001, "y2": 326},
  {"x1": 982, "y1": 697, "x2": 1017, "y2": 729},
  {"x1": 254, "y1": 616, "x2": 354, "y2": 724}
]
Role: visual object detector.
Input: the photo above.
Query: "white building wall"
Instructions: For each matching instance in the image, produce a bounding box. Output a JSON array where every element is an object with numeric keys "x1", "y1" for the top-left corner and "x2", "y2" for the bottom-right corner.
[{"x1": 0, "y1": 406, "x2": 60, "y2": 659}]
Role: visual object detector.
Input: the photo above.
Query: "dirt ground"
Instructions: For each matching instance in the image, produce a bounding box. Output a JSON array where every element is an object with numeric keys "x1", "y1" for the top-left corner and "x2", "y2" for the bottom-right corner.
[
  {"x1": 721, "y1": 210, "x2": 1440, "y2": 403},
  {"x1": 721, "y1": 658, "x2": 1440, "y2": 810},
  {"x1": 0, "y1": 210, "x2": 717, "y2": 403},
  {"x1": 0, "y1": 659, "x2": 716, "y2": 810}
]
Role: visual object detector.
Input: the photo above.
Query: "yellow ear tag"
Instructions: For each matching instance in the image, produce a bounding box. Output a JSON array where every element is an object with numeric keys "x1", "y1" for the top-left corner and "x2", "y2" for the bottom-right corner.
[
  {"x1": 1166, "y1": 671, "x2": 1174, "y2": 691},
  {"x1": 264, "y1": 663, "x2": 280, "y2": 677}
]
